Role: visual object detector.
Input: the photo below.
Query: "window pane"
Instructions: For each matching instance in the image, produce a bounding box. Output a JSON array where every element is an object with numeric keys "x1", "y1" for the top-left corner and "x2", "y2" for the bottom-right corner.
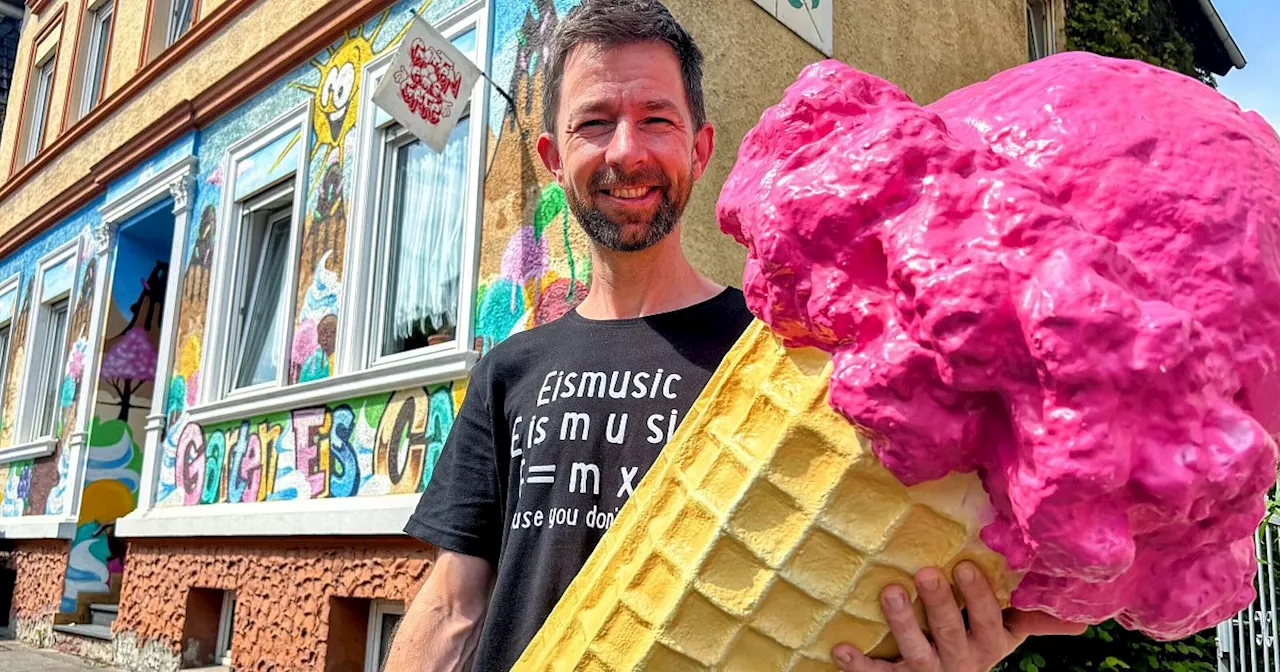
[
  {"x1": 380, "y1": 117, "x2": 470, "y2": 357},
  {"x1": 0, "y1": 327, "x2": 10, "y2": 404},
  {"x1": 83, "y1": 4, "x2": 113, "y2": 114},
  {"x1": 169, "y1": 0, "x2": 195, "y2": 45},
  {"x1": 377, "y1": 612, "x2": 402, "y2": 670},
  {"x1": 235, "y1": 214, "x2": 291, "y2": 388},
  {"x1": 27, "y1": 61, "x2": 54, "y2": 161},
  {"x1": 1026, "y1": 0, "x2": 1049, "y2": 60},
  {"x1": 38, "y1": 301, "x2": 69, "y2": 436}
]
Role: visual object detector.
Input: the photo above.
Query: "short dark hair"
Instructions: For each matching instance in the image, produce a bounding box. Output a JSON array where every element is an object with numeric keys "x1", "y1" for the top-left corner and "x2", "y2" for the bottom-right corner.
[{"x1": 541, "y1": 0, "x2": 707, "y2": 135}]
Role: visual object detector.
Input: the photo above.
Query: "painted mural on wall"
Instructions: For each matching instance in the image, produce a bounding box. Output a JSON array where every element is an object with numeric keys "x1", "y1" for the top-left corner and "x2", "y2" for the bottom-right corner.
[
  {"x1": 157, "y1": 0, "x2": 600, "y2": 506},
  {"x1": 60, "y1": 417, "x2": 142, "y2": 613},
  {"x1": 0, "y1": 199, "x2": 102, "y2": 518},
  {"x1": 477, "y1": 0, "x2": 591, "y2": 352}
]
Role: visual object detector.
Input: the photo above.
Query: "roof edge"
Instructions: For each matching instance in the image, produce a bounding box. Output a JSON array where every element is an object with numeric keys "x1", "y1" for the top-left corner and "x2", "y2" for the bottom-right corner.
[{"x1": 1197, "y1": 0, "x2": 1247, "y2": 70}]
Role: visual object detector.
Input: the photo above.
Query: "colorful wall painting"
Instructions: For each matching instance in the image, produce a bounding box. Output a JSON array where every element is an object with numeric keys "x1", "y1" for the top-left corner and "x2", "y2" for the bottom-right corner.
[
  {"x1": 157, "y1": 383, "x2": 461, "y2": 506},
  {"x1": 59, "y1": 417, "x2": 143, "y2": 613},
  {"x1": 0, "y1": 198, "x2": 102, "y2": 518},
  {"x1": 155, "y1": 0, "x2": 604, "y2": 507}
]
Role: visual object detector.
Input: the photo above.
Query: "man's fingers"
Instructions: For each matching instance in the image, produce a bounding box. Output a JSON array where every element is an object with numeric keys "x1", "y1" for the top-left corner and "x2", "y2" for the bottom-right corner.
[
  {"x1": 915, "y1": 568, "x2": 972, "y2": 671},
  {"x1": 881, "y1": 584, "x2": 940, "y2": 672},
  {"x1": 832, "y1": 644, "x2": 897, "y2": 672},
  {"x1": 1006, "y1": 610, "x2": 1089, "y2": 641},
  {"x1": 953, "y1": 562, "x2": 1006, "y2": 657}
]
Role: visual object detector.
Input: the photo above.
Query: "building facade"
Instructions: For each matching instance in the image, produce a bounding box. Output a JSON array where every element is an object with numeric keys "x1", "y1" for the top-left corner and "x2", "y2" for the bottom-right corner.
[{"x1": 0, "y1": 0, "x2": 1037, "y2": 669}]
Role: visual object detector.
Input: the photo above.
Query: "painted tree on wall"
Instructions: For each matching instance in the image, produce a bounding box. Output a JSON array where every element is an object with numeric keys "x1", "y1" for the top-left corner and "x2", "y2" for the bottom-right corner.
[{"x1": 99, "y1": 327, "x2": 157, "y2": 421}]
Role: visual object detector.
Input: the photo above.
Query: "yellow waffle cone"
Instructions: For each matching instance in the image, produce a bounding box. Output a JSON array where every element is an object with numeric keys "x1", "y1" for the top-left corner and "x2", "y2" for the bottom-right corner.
[{"x1": 513, "y1": 320, "x2": 1019, "y2": 671}]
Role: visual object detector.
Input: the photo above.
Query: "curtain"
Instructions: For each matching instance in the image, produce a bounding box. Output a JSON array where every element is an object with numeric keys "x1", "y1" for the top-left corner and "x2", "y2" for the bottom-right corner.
[
  {"x1": 237, "y1": 218, "x2": 290, "y2": 388},
  {"x1": 388, "y1": 117, "x2": 470, "y2": 344}
]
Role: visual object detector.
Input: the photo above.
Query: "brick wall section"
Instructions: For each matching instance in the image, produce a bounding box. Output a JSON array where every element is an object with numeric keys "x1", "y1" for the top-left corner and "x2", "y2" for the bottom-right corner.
[{"x1": 116, "y1": 537, "x2": 435, "y2": 672}]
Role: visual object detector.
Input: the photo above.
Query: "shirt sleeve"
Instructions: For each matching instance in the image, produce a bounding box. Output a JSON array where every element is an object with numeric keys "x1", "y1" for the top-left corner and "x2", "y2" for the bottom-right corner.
[{"x1": 404, "y1": 357, "x2": 504, "y2": 564}]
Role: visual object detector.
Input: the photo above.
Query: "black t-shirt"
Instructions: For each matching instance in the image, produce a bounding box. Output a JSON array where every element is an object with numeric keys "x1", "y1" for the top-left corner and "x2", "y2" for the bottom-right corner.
[{"x1": 405, "y1": 287, "x2": 753, "y2": 671}]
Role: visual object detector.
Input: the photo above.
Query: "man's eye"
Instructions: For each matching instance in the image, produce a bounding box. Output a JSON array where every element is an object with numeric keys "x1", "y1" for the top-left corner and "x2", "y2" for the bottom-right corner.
[
  {"x1": 577, "y1": 120, "x2": 609, "y2": 130},
  {"x1": 645, "y1": 118, "x2": 674, "y2": 126}
]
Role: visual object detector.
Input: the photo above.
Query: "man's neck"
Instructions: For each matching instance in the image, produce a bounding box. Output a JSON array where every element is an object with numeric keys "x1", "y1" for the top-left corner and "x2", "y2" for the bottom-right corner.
[{"x1": 575, "y1": 230, "x2": 723, "y2": 320}]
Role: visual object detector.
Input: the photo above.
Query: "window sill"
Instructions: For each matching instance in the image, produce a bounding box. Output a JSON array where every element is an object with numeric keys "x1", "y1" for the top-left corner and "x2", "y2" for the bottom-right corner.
[
  {"x1": 0, "y1": 514, "x2": 78, "y2": 539},
  {"x1": 189, "y1": 348, "x2": 477, "y2": 426},
  {"x1": 0, "y1": 437, "x2": 58, "y2": 464},
  {"x1": 116, "y1": 494, "x2": 421, "y2": 538}
]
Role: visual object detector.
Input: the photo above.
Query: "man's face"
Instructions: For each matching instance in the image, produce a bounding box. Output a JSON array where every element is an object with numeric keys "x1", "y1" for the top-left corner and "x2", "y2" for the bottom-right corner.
[{"x1": 538, "y1": 41, "x2": 714, "y2": 252}]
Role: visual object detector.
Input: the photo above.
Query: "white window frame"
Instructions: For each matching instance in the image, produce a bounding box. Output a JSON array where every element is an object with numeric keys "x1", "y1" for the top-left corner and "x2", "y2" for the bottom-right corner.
[
  {"x1": 341, "y1": 2, "x2": 488, "y2": 375},
  {"x1": 166, "y1": 0, "x2": 195, "y2": 47},
  {"x1": 0, "y1": 274, "x2": 22, "y2": 438},
  {"x1": 1027, "y1": 0, "x2": 1056, "y2": 61},
  {"x1": 215, "y1": 590, "x2": 235, "y2": 666},
  {"x1": 199, "y1": 103, "x2": 310, "y2": 408},
  {"x1": 25, "y1": 55, "x2": 56, "y2": 163},
  {"x1": 365, "y1": 599, "x2": 405, "y2": 672},
  {"x1": 186, "y1": 1, "x2": 487, "y2": 428},
  {"x1": 227, "y1": 184, "x2": 296, "y2": 394},
  {"x1": 79, "y1": 0, "x2": 114, "y2": 117},
  {"x1": 7, "y1": 238, "x2": 81, "y2": 461}
]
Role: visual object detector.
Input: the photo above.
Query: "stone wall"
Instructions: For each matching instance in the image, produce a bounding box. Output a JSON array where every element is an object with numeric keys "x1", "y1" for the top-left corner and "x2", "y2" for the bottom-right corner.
[
  {"x1": 114, "y1": 537, "x2": 434, "y2": 672},
  {"x1": 4, "y1": 539, "x2": 70, "y2": 648}
]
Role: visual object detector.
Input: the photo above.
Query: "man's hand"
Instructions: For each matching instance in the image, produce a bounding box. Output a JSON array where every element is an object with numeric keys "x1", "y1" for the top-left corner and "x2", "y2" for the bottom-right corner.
[{"x1": 831, "y1": 562, "x2": 1086, "y2": 672}]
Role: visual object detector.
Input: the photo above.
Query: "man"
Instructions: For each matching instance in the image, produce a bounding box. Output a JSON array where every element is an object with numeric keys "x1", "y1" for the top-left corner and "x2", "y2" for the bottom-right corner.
[{"x1": 387, "y1": 2, "x2": 1084, "y2": 671}]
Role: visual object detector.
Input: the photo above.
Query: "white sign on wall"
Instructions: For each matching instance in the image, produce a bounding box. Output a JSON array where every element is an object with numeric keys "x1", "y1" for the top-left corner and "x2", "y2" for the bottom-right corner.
[{"x1": 753, "y1": 0, "x2": 833, "y2": 56}]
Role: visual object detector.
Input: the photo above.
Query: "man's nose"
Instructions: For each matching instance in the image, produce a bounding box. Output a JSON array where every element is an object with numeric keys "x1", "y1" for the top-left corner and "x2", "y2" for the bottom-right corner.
[{"x1": 605, "y1": 120, "x2": 649, "y2": 172}]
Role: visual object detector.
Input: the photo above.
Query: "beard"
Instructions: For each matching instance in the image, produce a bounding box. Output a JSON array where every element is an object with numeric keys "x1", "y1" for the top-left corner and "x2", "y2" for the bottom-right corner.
[{"x1": 565, "y1": 164, "x2": 691, "y2": 252}]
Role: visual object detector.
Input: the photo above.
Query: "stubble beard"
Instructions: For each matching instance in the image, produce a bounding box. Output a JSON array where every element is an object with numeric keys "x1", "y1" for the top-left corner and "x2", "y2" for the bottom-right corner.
[{"x1": 565, "y1": 164, "x2": 692, "y2": 253}]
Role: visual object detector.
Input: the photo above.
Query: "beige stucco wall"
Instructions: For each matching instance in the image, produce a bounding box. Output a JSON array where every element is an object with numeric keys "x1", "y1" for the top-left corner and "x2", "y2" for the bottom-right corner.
[{"x1": 670, "y1": 0, "x2": 1027, "y2": 288}]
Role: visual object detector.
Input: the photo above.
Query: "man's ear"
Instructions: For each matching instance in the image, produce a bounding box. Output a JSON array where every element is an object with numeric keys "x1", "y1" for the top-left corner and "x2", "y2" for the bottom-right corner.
[
  {"x1": 691, "y1": 122, "x2": 715, "y2": 182},
  {"x1": 537, "y1": 132, "x2": 563, "y2": 183}
]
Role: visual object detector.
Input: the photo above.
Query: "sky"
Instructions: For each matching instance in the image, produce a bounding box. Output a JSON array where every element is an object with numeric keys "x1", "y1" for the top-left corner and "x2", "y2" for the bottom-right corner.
[{"x1": 1214, "y1": 0, "x2": 1279, "y2": 131}]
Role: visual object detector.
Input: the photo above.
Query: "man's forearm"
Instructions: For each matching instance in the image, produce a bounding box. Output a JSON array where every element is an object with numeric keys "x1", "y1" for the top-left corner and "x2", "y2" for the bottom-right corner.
[{"x1": 385, "y1": 551, "x2": 494, "y2": 672}]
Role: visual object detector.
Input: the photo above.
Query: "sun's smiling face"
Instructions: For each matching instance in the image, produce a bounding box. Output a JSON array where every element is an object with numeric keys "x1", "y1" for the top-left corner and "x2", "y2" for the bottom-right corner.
[{"x1": 312, "y1": 39, "x2": 369, "y2": 151}]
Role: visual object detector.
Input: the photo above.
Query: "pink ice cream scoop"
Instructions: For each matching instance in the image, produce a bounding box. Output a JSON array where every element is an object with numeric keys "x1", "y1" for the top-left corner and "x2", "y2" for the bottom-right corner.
[{"x1": 718, "y1": 52, "x2": 1280, "y2": 640}]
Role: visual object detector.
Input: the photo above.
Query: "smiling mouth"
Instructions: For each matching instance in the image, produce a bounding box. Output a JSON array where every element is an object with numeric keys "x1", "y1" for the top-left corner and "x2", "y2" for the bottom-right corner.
[{"x1": 603, "y1": 187, "x2": 656, "y2": 199}]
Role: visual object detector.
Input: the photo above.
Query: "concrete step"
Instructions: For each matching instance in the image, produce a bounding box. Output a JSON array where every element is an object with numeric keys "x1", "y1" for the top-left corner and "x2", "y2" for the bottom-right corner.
[
  {"x1": 89, "y1": 603, "x2": 117, "y2": 628},
  {"x1": 52, "y1": 622, "x2": 112, "y2": 641}
]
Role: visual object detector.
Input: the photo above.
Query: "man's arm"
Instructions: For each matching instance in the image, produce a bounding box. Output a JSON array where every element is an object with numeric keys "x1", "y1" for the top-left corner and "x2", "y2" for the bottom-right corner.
[{"x1": 384, "y1": 551, "x2": 496, "y2": 672}]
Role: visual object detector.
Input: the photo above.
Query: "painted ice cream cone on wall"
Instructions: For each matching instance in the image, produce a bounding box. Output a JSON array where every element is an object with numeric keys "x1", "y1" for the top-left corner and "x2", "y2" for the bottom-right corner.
[{"x1": 515, "y1": 50, "x2": 1280, "y2": 670}]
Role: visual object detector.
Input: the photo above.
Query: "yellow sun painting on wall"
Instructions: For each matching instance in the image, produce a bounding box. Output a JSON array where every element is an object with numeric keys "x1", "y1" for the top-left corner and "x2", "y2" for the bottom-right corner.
[{"x1": 286, "y1": 2, "x2": 429, "y2": 187}]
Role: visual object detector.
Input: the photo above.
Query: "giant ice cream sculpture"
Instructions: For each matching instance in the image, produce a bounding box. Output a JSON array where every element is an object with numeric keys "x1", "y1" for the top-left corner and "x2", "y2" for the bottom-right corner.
[{"x1": 513, "y1": 52, "x2": 1280, "y2": 670}]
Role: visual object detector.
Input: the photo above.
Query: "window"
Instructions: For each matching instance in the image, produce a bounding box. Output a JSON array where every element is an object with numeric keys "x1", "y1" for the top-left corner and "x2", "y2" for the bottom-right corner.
[
  {"x1": 34, "y1": 299, "x2": 68, "y2": 437},
  {"x1": 166, "y1": 0, "x2": 195, "y2": 46},
  {"x1": 350, "y1": 21, "x2": 483, "y2": 371},
  {"x1": 371, "y1": 116, "x2": 470, "y2": 361},
  {"x1": 230, "y1": 185, "x2": 294, "y2": 392},
  {"x1": 0, "y1": 278, "x2": 19, "y2": 423},
  {"x1": 25, "y1": 56, "x2": 55, "y2": 162},
  {"x1": 79, "y1": 1, "x2": 113, "y2": 117},
  {"x1": 17, "y1": 241, "x2": 79, "y2": 447},
  {"x1": 215, "y1": 591, "x2": 235, "y2": 666},
  {"x1": 1027, "y1": 0, "x2": 1055, "y2": 61},
  {"x1": 365, "y1": 600, "x2": 403, "y2": 672}
]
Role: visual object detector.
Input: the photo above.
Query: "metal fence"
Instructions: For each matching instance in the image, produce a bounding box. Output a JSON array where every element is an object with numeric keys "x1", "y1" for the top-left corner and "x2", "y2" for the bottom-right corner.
[{"x1": 1219, "y1": 522, "x2": 1280, "y2": 671}]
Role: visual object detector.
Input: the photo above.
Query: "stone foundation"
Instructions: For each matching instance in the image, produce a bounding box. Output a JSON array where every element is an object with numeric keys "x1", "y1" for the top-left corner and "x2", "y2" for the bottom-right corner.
[{"x1": 114, "y1": 536, "x2": 435, "y2": 672}]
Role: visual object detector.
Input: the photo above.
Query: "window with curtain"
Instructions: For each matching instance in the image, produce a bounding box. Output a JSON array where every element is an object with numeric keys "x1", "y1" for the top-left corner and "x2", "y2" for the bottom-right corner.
[
  {"x1": 34, "y1": 299, "x2": 69, "y2": 437},
  {"x1": 374, "y1": 115, "x2": 471, "y2": 359},
  {"x1": 233, "y1": 202, "x2": 293, "y2": 390},
  {"x1": 26, "y1": 57, "x2": 55, "y2": 162},
  {"x1": 80, "y1": 1, "x2": 114, "y2": 116},
  {"x1": 167, "y1": 0, "x2": 195, "y2": 46}
]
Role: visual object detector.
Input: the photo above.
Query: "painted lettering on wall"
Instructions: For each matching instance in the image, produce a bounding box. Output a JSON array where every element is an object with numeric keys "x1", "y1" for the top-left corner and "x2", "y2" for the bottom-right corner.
[{"x1": 161, "y1": 384, "x2": 456, "y2": 505}]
